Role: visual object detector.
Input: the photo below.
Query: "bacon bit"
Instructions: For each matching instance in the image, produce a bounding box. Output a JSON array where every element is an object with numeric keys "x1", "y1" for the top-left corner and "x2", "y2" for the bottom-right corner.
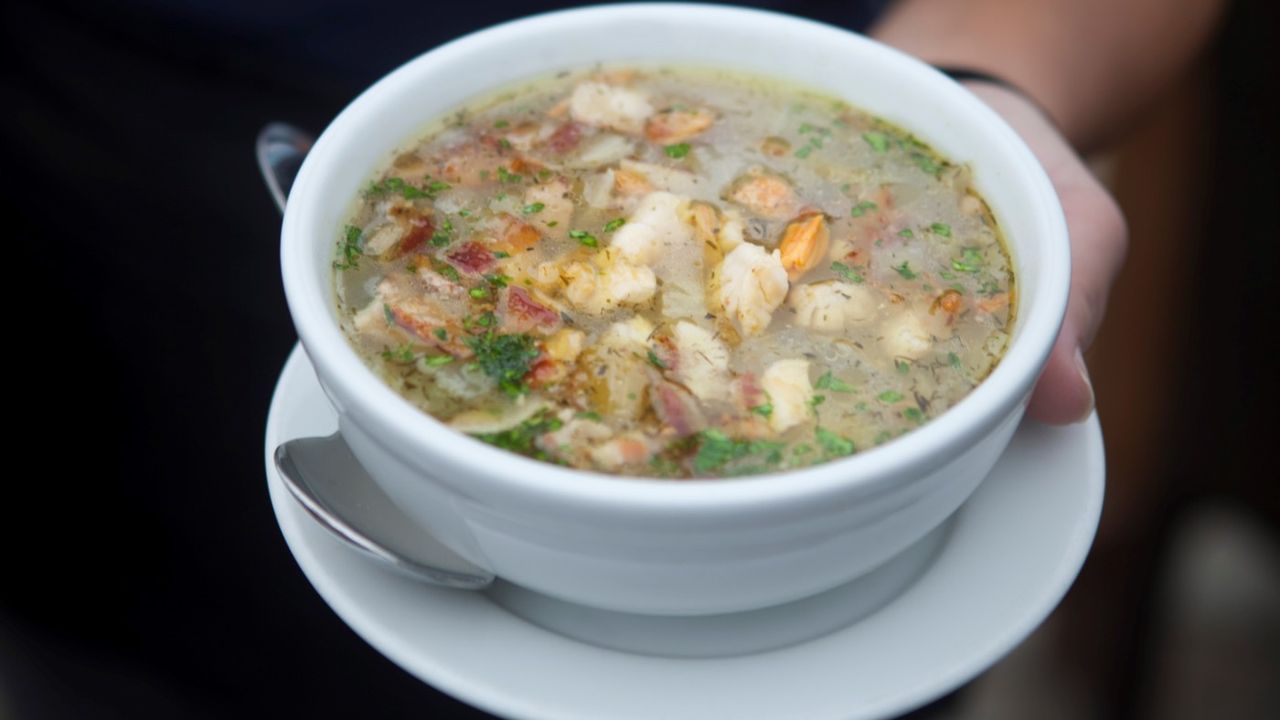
[
  {"x1": 502, "y1": 286, "x2": 562, "y2": 335},
  {"x1": 397, "y1": 214, "x2": 434, "y2": 257},
  {"x1": 547, "y1": 122, "x2": 583, "y2": 153},
  {"x1": 508, "y1": 155, "x2": 545, "y2": 176},
  {"x1": 526, "y1": 355, "x2": 566, "y2": 387},
  {"x1": 761, "y1": 136, "x2": 791, "y2": 157},
  {"x1": 445, "y1": 242, "x2": 495, "y2": 275},
  {"x1": 650, "y1": 381, "x2": 707, "y2": 438},
  {"x1": 977, "y1": 293, "x2": 1010, "y2": 313},
  {"x1": 778, "y1": 212, "x2": 830, "y2": 281},
  {"x1": 731, "y1": 372, "x2": 765, "y2": 411},
  {"x1": 493, "y1": 213, "x2": 541, "y2": 253},
  {"x1": 644, "y1": 109, "x2": 715, "y2": 144},
  {"x1": 931, "y1": 289, "x2": 965, "y2": 316},
  {"x1": 387, "y1": 304, "x2": 471, "y2": 357},
  {"x1": 613, "y1": 168, "x2": 653, "y2": 196}
]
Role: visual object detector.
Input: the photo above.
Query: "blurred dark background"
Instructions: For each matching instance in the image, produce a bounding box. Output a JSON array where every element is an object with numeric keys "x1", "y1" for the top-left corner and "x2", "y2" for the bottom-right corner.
[{"x1": 2, "y1": 1, "x2": 1275, "y2": 718}]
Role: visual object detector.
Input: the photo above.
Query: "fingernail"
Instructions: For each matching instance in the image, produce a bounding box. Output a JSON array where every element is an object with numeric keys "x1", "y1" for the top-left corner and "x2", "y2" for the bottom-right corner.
[{"x1": 1074, "y1": 348, "x2": 1095, "y2": 422}]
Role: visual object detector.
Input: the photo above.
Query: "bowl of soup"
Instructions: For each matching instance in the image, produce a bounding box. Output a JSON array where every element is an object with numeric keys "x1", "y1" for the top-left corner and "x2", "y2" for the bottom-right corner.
[{"x1": 280, "y1": 3, "x2": 1069, "y2": 615}]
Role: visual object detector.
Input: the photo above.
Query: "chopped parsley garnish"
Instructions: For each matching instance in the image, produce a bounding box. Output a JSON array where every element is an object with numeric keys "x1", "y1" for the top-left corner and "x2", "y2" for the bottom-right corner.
[
  {"x1": 851, "y1": 201, "x2": 878, "y2": 217},
  {"x1": 810, "y1": 394, "x2": 826, "y2": 409},
  {"x1": 493, "y1": 251, "x2": 511, "y2": 259},
  {"x1": 498, "y1": 138, "x2": 512, "y2": 150},
  {"x1": 692, "y1": 430, "x2": 784, "y2": 474},
  {"x1": 980, "y1": 279, "x2": 1002, "y2": 296},
  {"x1": 815, "y1": 427, "x2": 856, "y2": 458},
  {"x1": 493, "y1": 119, "x2": 509, "y2": 128},
  {"x1": 380, "y1": 344, "x2": 416, "y2": 363},
  {"x1": 575, "y1": 411, "x2": 603, "y2": 422},
  {"x1": 794, "y1": 145, "x2": 814, "y2": 159},
  {"x1": 895, "y1": 359, "x2": 911, "y2": 374},
  {"x1": 464, "y1": 332, "x2": 539, "y2": 396},
  {"x1": 334, "y1": 225, "x2": 364, "y2": 270},
  {"x1": 430, "y1": 219, "x2": 454, "y2": 248},
  {"x1": 664, "y1": 143, "x2": 691, "y2": 159},
  {"x1": 831, "y1": 261, "x2": 865, "y2": 284},
  {"x1": 898, "y1": 228, "x2": 915, "y2": 239},
  {"x1": 751, "y1": 402, "x2": 773, "y2": 418},
  {"x1": 903, "y1": 407, "x2": 925, "y2": 424},
  {"x1": 815, "y1": 371, "x2": 854, "y2": 393},
  {"x1": 948, "y1": 352, "x2": 962, "y2": 369},
  {"x1": 382, "y1": 303, "x2": 395, "y2": 326},
  {"x1": 469, "y1": 286, "x2": 490, "y2": 300},
  {"x1": 930, "y1": 222, "x2": 952, "y2": 237},
  {"x1": 366, "y1": 177, "x2": 449, "y2": 200},
  {"x1": 646, "y1": 350, "x2": 667, "y2": 369},
  {"x1": 862, "y1": 131, "x2": 890, "y2": 152},
  {"x1": 522, "y1": 202, "x2": 545, "y2": 215},
  {"x1": 951, "y1": 247, "x2": 984, "y2": 273},
  {"x1": 603, "y1": 218, "x2": 626, "y2": 233},
  {"x1": 434, "y1": 328, "x2": 448, "y2": 341},
  {"x1": 895, "y1": 262, "x2": 917, "y2": 279},
  {"x1": 432, "y1": 260, "x2": 461, "y2": 282},
  {"x1": 497, "y1": 166, "x2": 523, "y2": 184},
  {"x1": 474, "y1": 410, "x2": 562, "y2": 460},
  {"x1": 485, "y1": 274, "x2": 512, "y2": 288},
  {"x1": 911, "y1": 152, "x2": 942, "y2": 176},
  {"x1": 422, "y1": 355, "x2": 454, "y2": 367},
  {"x1": 569, "y1": 229, "x2": 598, "y2": 248},
  {"x1": 878, "y1": 390, "x2": 904, "y2": 403}
]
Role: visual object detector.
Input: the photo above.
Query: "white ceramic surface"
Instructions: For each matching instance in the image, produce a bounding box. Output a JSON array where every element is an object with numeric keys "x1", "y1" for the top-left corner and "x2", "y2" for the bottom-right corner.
[
  {"x1": 279, "y1": 3, "x2": 1071, "y2": 614},
  {"x1": 266, "y1": 346, "x2": 1104, "y2": 720}
]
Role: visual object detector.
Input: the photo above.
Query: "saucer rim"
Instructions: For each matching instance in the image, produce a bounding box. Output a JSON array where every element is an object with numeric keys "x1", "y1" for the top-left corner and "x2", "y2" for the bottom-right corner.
[{"x1": 265, "y1": 344, "x2": 1104, "y2": 720}]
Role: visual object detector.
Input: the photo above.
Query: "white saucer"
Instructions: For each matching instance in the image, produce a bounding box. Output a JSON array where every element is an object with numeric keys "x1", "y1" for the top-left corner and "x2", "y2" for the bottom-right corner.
[{"x1": 265, "y1": 345, "x2": 1104, "y2": 720}]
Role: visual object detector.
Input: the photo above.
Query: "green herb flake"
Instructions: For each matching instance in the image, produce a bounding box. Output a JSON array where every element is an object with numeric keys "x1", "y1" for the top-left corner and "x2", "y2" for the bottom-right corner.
[
  {"x1": 751, "y1": 403, "x2": 773, "y2": 418},
  {"x1": 569, "y1": 230, "x2": 599, "y2": 248},
  {"x1": 493, "y1": 251, "x2": 511, "y2": 259},
  {"x1": 878, "y1": 390, "x2": 904, "y2": 403},
  {"x1": 664, "y1": 143, "x2": 691, "y2": 159},
  {"x1": 691, "y1": 430, "x2": 785, "y2": 475},
  {"x1": 498, "y1": 138, "x2": 512, "y2": 150},
  {"x1": 903, "y1": 407, "x2": 925, "y2": 424},
  {"x1": 850, "y1": 201, "x2": 878, "y2": 218},
  {"x1": 816, "y1": 427, "x2": 856, "y2": 458},
  {"x1": 380, "y1": 345, "x2": 416, "y2": 363},
  {"x1": 948, "y1": 352, "x2": 962, "y2": 369},
  {"x1": 493, "y1": 119, "x2": 509, "y2": 128},
  {"x1": 895, "y1": 262, "x2": 917, "y2": 280},
  {"x1": 497, "y1": 166, "x2": 523, "y2": 184},
  {"x1": 810, "y1": 394, "x2": 826, "y2": 409},
  {"x1": 603, "y1": 218, "x2": 626, "y2": 233},
  {"x1": 862, "y1": 132, "x2": 890, "y2": 152},
  {"x1": 434, "y1": 328, "x2": 448, "y2": 341},
  {"x1": 646, "y1": 350, "x2": 667, "y2": 370},
  {"x1": 930, "y1": 222, "x2": 952, "y2": 237},
  {"x1": 911, "y1": 152, "x2": 942, "y2": 176},
  {"x1": 575, "y1": 411, "x2": 603, "y2": 422},
  {"x1": 423, "y1": 355, "x2": 454, "y2": 367},
  {"x1": 815, "y1": 371, "x2": 855, "y2": 393},
  {"x1": 382, "y1": 303, "x2": 395, "y2": 326},
  {"x1": 898, "y1": 228, "x2": 915, "y2": 239},
  {"x1": 469, "y1": 286, "x2": 490, "y2": 300},
  {"x1": 794, "y1": 144, "x2": 814, "y2": 159},
  {"x1": 951, "y1": 247, "x2": 984, "y2": 273},
  {"x1": 831, "y1": 261, "x2": 865, "y2": 284},
  {"x1": 432, "y1": 261, "x2": 461, "y2": 283},
  {"x1": 474, "y1": 410, "x2": 563, "y2": 459},
  {"x1": 464, "y1": 332, "x2": 539, "y2": 396},
  {"x1": 522, "y1": 202, "x2": 545, "y2": 215},
  {"x1": 486, "y1": 274, "x2": 512, "y2": 288},
  {"x1": 895, "y1": 359, "x2": 911, "y2": 375},
  {"x1": 334, "y1": 225, "x2": 364, "y2": 270}
]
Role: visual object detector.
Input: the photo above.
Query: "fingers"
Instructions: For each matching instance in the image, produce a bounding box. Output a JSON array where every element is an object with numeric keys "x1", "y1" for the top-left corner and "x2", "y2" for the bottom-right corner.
[{"x1": 1027, "y1": 162, "x2": 1128, "y2": 423}]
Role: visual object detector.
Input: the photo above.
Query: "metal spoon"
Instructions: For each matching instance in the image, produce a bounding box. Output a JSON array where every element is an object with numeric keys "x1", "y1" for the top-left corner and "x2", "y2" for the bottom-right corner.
[{"x1": 259, "y1": 123, "x2": 494, "y2": 590}]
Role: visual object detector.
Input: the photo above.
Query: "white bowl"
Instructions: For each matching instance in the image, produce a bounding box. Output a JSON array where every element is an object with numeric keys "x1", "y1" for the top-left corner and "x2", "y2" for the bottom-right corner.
[{"x1": 280, "y1": 3, "x2": 1069, "y2": 616}]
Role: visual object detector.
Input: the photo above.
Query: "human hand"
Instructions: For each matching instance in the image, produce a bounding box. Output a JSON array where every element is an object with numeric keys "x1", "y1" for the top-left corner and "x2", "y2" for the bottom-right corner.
[{"x1": 965, "y1": 83, "x2": 1129, "y2": 424}]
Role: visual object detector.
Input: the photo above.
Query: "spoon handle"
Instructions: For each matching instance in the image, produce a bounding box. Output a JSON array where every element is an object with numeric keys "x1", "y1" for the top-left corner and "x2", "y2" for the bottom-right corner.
[{"x1": 275, "y1": 433, "x2": 495, "y2": 589}]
